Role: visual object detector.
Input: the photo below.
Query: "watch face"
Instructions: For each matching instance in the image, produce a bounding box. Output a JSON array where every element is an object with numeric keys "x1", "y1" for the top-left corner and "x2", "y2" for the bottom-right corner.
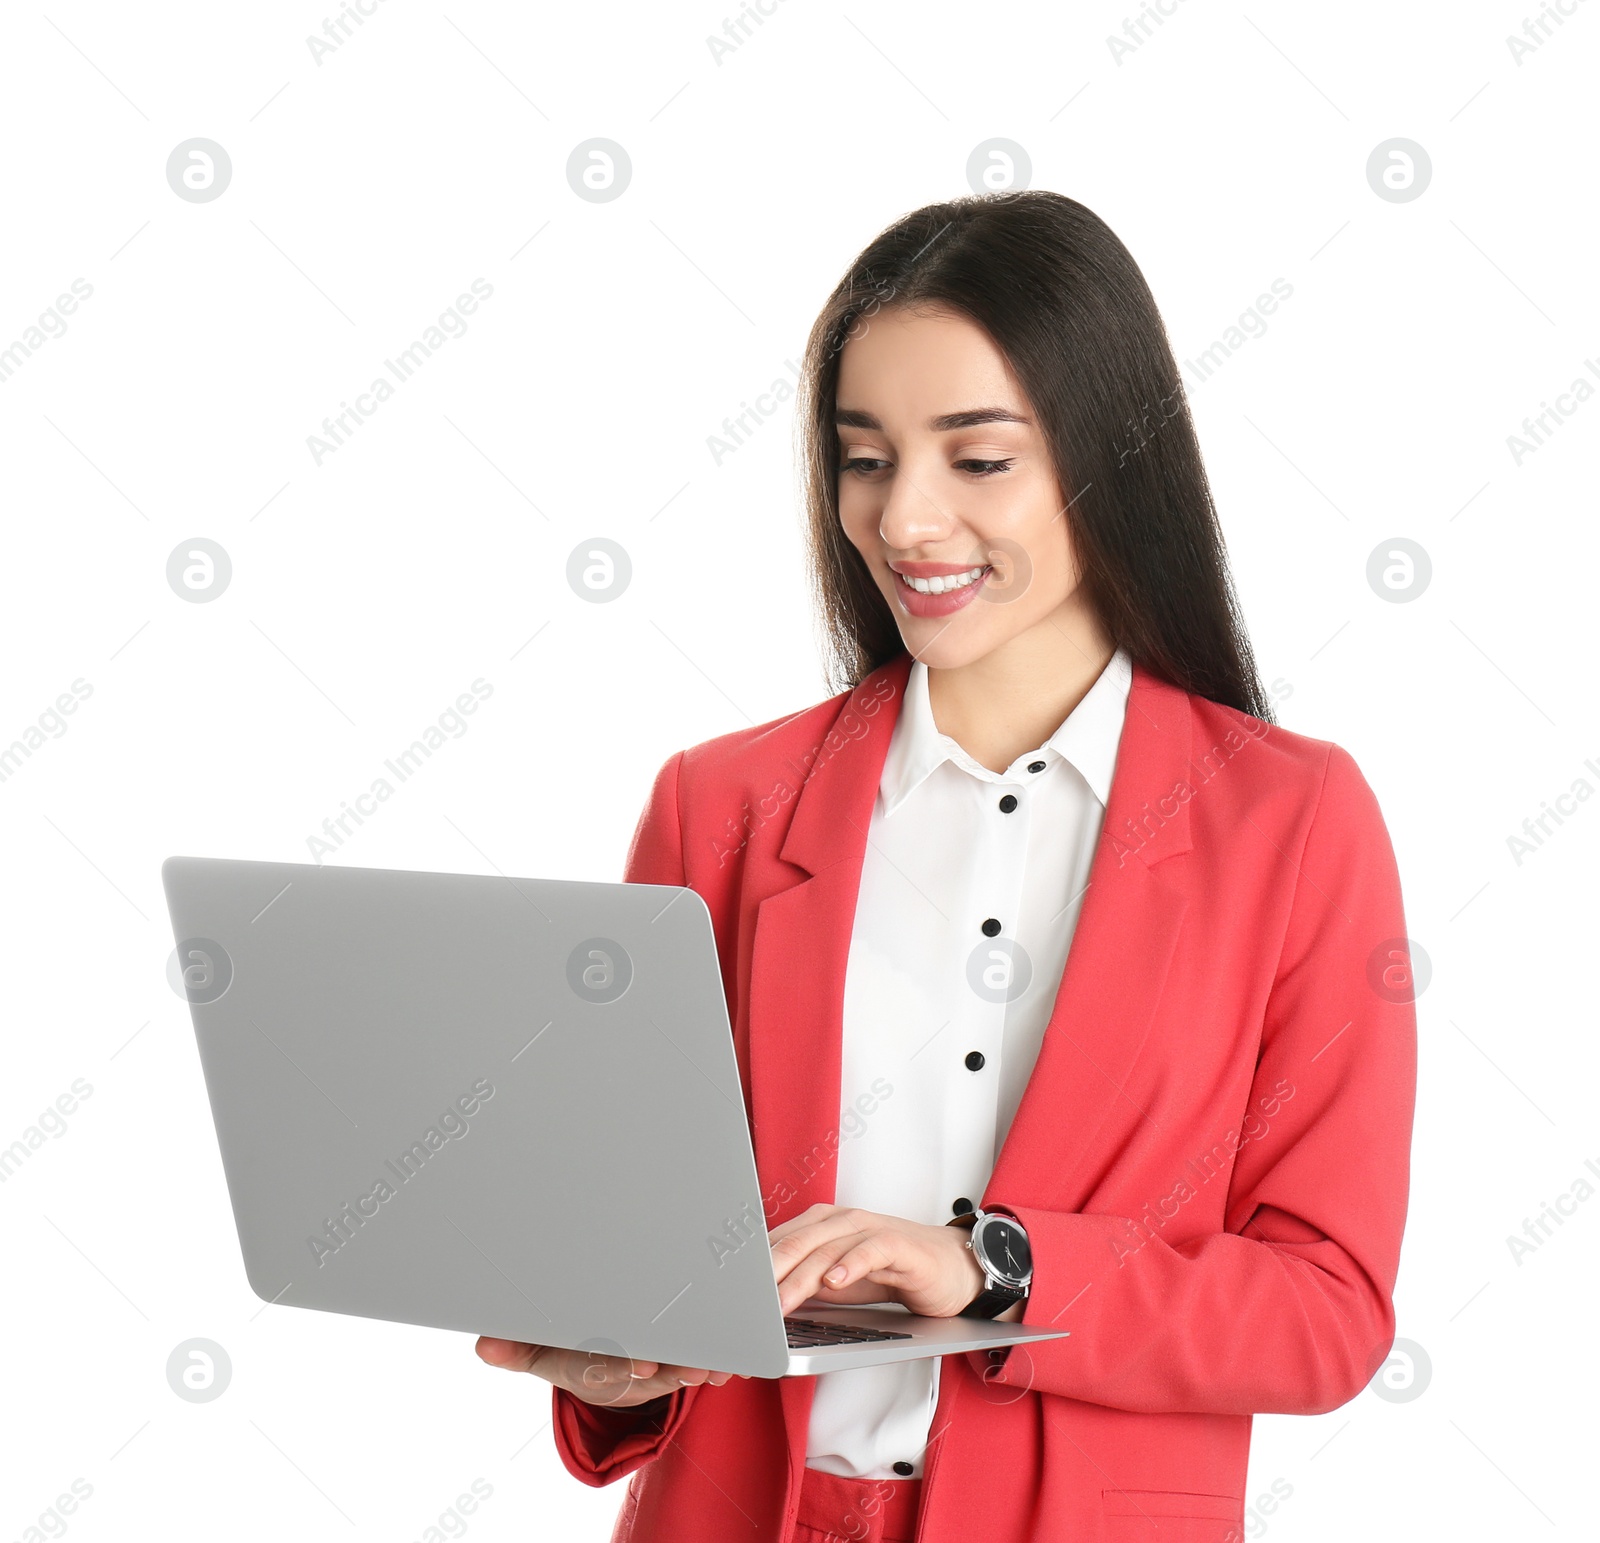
[{"x1": 974, "y1": 1215, "x2": 1031, "y2": 1287}]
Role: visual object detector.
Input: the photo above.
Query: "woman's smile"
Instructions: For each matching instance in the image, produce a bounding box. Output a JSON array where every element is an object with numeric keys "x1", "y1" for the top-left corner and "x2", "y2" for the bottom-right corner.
[{"x1": 890, "y1": 560, "x2": 994, "y2": 616}]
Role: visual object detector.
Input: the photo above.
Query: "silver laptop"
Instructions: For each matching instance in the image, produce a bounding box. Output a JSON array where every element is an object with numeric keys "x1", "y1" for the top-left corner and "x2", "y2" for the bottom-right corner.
[{"x1": 162, "y1": 856, "x2": 1068, "y2": 1378}]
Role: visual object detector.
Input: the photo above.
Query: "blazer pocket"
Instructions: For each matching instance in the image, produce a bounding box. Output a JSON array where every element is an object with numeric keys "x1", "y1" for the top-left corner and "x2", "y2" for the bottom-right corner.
[{"x1": 1102, "y1": 1488, "x2": 1243, "y2": 1521}]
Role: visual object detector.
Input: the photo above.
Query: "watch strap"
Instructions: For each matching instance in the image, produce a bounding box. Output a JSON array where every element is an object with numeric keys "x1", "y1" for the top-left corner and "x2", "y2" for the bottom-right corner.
[{"x1": 958, "y1": 1282, "x2": 1026, "y2": 1320}]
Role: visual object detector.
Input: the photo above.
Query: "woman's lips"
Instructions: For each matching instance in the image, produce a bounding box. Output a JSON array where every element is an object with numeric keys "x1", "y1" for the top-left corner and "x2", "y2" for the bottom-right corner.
[{"x1": 892, "y1": 564, "x2": 992, "y2": 618}]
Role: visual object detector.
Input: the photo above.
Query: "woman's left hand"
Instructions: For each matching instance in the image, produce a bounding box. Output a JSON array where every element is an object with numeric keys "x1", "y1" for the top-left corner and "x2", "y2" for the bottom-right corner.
[{"x1": 767, "y1": 1204, "x2": 986, "y2": 1319}]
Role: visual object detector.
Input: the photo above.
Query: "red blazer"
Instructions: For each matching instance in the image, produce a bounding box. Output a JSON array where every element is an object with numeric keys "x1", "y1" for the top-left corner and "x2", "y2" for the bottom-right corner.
[{"x1": 552, "y1": 651, "x2": 1417, "y2": 1543}]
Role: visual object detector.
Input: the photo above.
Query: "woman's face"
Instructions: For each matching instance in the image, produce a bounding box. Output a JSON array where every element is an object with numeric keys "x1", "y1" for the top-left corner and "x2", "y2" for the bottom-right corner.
[{"x1": 835, "y1": 303, "x2": 1097, "y2": 670}]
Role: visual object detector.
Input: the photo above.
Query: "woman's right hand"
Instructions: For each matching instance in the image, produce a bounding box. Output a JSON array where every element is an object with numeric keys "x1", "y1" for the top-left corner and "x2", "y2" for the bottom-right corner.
[{"x1": 475, "y1": 1337, "x2": 739, "y2": 1407}]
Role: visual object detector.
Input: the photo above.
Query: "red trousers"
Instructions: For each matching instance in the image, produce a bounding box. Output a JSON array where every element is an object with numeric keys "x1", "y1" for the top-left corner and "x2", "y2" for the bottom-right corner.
[{"x1": 792, "y1": 1468, "x2": 922, "y2": 1543}]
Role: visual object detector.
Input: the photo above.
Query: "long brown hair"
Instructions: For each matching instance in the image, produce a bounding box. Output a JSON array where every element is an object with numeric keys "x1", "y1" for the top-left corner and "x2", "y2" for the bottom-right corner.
[{"x1": 795, "y1": 190, "x2": 1274, "y2": 723}]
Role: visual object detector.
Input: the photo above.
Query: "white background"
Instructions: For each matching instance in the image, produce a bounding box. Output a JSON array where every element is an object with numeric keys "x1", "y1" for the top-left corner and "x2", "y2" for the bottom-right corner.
[{"x1": 1, "y1": 2, "x2": 1595, "y2": 1539}]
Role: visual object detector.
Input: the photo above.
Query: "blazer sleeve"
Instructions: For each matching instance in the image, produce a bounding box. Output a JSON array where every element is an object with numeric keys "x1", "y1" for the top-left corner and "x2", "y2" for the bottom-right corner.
[
  {"x1": 552, "y1": 750, "x2": 704, "y2": 1486},
  {"x1": 973, "y1": 743, "x2": 1418, "y2": 1416}
]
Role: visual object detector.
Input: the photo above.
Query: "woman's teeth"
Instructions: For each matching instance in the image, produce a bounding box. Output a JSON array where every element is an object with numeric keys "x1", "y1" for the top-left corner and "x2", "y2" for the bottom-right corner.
[{"x1": 897, "y1": 565, "x2": 989, "y2": 595}]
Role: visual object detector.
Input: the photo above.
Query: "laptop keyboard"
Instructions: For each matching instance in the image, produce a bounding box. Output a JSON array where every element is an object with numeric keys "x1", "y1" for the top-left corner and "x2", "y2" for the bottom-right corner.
[{"x1": 784, "y1": 1315, "x2": 915, "y2": 1349}]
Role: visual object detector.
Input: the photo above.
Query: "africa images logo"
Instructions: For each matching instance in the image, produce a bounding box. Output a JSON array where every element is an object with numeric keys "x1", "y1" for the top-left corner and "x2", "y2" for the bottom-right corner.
[{"x1": 308, "y1": 1078, "x2": 495, "y2": 1265}]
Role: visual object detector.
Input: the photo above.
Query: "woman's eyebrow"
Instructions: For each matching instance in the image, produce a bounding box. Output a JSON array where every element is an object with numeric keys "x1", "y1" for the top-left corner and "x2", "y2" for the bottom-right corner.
[{"x1": 835, "y1": 407, "x2": 1032, "y2": 431}]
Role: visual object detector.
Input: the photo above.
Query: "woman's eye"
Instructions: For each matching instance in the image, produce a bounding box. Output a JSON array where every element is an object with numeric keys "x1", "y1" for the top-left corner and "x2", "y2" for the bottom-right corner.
[{"x1": 842, "y1": 456, "x2": 1015, "y2": 477}]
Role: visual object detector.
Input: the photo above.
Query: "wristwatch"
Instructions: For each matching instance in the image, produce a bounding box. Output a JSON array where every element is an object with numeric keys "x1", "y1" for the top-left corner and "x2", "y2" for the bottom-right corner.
[{"x1": 947, "y1": 1208, "x2": 1032, "y2": 1319}]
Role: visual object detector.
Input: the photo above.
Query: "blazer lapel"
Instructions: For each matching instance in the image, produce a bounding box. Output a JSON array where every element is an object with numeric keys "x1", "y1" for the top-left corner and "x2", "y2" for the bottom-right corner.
[
  {"x1": 743, "y1": 652, "x2": 912, "y2": 1484},
  {"x1": 745, "y1": 651, "x2": 913, "y2": 1226}
]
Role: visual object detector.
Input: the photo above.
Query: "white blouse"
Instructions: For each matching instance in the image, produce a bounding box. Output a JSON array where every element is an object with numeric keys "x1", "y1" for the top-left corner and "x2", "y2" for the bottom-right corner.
[{"x1": 803, "y1": 646, "x2": 1133, "y2": 1479}]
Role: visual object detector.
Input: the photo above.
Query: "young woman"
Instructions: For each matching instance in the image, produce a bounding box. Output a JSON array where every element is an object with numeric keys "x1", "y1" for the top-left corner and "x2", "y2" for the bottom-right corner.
[{"x1": 477, "y1": 191, "x2": 1417, "y2": 1543}]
